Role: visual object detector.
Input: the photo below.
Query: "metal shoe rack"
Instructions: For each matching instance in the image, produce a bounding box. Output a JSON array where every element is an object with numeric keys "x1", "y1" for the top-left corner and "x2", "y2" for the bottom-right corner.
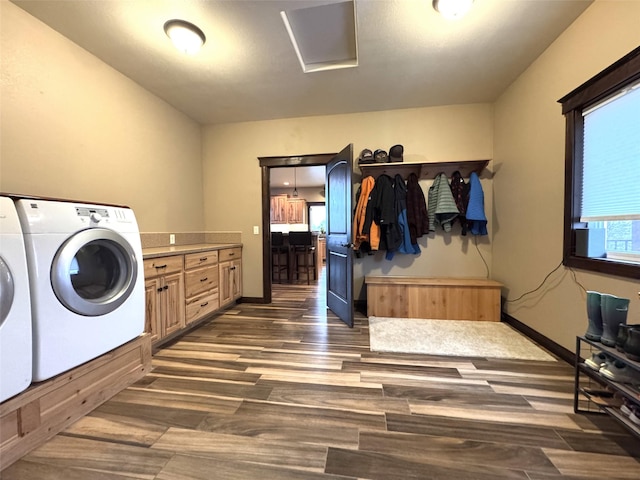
[{"x1": 574, "y1": 335, "x2": 640, "y2": 438}]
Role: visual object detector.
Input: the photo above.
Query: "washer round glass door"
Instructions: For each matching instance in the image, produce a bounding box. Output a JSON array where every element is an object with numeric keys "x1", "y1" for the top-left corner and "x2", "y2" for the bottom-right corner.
[
  {"x1": 51, "y1": 228, "x2": 138, "y2": 316},
  {"x1": 0, "y1": 256, "x2": 15, "y2": 327}
]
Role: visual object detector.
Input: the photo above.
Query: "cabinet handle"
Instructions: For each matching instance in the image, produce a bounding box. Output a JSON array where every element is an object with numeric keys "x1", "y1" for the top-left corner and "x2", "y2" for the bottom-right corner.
[
  {"x1": 200, "y1": 257, "x2": 208, "y2": 261},
  {"x1": 157, "y1": 287, "x2": 163, "y2": 292},
  {"x1": 230, "y1": 266, "x2": 236, "y2": 271},
  {"x1": 200, "y1": 301, "x2": 209, "y2": 307},
  {"x1": 155, "y1": 264, "x2": 167, "y2": 269},
  {"x1": 200, "y1": 277, "x2": 208, "y2": 282},
  {"x1": 163, "y1": 285, "x2": 169, "y2": 290},
  {"x1": 228, "y1": 252, "x2": 235, "y2": 256}
]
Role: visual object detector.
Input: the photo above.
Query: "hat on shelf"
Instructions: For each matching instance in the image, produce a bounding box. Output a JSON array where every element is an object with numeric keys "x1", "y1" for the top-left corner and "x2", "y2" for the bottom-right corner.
[
  {"x1": 373, "y1": 149, "x2": 388, "y2": 163},
  {"x1": 389, "y1": 144, "x2": 404, "y2": 163},
  {"x1": 358, "y1": 148, "x2": 374, "y2": 164}
]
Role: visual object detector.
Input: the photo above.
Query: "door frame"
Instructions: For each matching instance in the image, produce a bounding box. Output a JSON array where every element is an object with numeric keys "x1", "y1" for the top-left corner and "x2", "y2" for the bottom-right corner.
[{"x1": 258, "y1": 152, "x2": 337, "y2": 303}]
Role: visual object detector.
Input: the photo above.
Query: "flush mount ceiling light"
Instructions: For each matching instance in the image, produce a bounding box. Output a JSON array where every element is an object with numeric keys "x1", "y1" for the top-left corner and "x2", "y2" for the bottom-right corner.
[
  {"x1": 163, "y1": 19, "x2": 206, "y2": 55},
  {"x1": 433, "y1": 0, "x2": 474, "y2": 20}
]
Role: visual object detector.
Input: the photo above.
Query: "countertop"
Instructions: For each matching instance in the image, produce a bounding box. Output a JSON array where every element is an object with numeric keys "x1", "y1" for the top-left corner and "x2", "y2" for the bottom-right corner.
[{"x1": 142, "y1": 243, "x2": 242, "y2": 259}]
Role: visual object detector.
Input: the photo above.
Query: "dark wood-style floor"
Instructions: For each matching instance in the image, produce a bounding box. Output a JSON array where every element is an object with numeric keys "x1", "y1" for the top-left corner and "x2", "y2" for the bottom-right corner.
[{"x1": 3, "y1": 267, "x2": 640, "y2": 479}]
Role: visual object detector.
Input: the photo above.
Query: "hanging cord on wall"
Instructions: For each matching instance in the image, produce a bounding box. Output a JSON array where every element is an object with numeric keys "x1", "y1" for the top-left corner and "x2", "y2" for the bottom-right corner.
[
  {"x1": 473, "y1": 235, "x2": 490, "y2": 279},
  {"x1": 504, "y1": 259, "x2": 587, "y2": 304}
]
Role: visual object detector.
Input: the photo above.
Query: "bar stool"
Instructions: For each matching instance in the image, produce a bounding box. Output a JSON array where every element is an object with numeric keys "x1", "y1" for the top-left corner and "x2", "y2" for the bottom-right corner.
[
  {"x1": 289, "y1": 231, "x2": 317, "y2": 285},
  {"x1": 271, "y1": 232, "x2": 290, "y2": 283}
]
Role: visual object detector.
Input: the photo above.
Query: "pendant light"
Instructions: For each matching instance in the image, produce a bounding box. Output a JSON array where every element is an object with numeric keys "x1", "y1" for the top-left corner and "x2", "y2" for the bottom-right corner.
[{"x1": 292, "y1": 167, "x2": 299, "y2": 197}]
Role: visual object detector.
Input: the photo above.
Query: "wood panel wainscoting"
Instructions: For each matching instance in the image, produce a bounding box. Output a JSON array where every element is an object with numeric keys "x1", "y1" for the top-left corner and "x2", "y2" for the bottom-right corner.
[
  {"x1": 3, "y1": 272, "x2": 640, "y2": 479},
  {"x1": 365, "y1": 276, "x2": 503, "y2": 321},
  {"x1": 0, "y1": 334, "x2": 151, "y2": 470}
]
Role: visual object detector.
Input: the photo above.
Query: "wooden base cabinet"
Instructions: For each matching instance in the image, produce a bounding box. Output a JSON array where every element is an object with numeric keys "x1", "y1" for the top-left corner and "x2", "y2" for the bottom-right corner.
[
  {"x1": 143, "y1": 256, "x2": 185, "y2": 342},
  {"x1": 219, "y1": 248, "x2": 242, "y2": 308},
  {"x1": 144, "y1": 246, "x2": 242, "y2": 346}
]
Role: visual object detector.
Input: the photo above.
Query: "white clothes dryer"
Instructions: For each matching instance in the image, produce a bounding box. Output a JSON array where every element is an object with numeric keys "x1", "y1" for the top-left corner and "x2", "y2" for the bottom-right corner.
[
  {"x1": 0, "y1": 196, "x2": 32, "y2": 402},
  {"x1": 15, "y1": 198, "x2": 144, "y2": 382}
]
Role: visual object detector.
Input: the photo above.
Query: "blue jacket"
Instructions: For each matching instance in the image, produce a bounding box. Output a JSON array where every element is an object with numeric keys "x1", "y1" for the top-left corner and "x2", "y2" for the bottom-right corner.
[{"x1": 466, "y1": 172, "x2": 487, "y2": 236}]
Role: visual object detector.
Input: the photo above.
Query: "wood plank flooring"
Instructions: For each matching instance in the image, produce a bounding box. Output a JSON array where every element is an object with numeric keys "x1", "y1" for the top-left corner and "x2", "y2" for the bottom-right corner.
[{"x1": 3, "y1": 267, "x2": 640, "y2": 479}]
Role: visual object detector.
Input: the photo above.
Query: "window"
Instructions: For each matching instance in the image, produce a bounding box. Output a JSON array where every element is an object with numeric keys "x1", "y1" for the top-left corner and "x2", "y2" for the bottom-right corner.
[
  {"x1": 559, "y1": 46, "x2": 640, "y2": 279},
  {"x1": 308, "y1": 203, "x2": 326, "y2": 233}
]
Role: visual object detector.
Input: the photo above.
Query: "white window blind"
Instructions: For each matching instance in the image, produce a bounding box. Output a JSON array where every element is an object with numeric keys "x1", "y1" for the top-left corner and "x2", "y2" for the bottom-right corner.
[{"x1": 581, "y1": 82, "x2": 640, "y2": 222}]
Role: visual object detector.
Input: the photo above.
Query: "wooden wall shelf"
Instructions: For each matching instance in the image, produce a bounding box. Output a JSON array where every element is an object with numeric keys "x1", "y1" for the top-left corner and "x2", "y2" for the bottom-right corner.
[{"x1": 359, "y1": 159, "x2": 490, "y2": 180}]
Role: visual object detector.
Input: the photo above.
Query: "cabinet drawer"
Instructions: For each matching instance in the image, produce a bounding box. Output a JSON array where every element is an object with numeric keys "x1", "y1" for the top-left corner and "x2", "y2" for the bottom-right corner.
[
  {"x1": 184, "y1": 250, "x2": 218, "y2": 270},
  {"x1": 185, "y1": 289, "x2": 219, "y2": 324},
  {"x1": 219, "y1": 247, "x2": 242, "y2": 262},
  {"x1": 185, "y1": 265, "x2": 219, "y2": 298},
  {"x1": 143, "y1": 255, "x2": 183, "y2": 278}
]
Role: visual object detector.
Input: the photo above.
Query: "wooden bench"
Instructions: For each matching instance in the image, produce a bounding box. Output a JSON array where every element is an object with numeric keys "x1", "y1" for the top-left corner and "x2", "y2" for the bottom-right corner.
[{"x1": 365, "y1": 276, "x2": 503, "y2": 322}]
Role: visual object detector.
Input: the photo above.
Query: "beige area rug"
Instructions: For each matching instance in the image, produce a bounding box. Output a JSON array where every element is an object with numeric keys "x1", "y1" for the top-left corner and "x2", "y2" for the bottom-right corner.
[{"x1": 368, "y1": 317, "x2": 556, "y2": 361}]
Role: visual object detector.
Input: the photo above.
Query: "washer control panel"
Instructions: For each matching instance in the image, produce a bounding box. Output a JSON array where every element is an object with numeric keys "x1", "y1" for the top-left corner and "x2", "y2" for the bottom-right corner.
[{"x1": 76, "y1": 207, "x2": 109, "y2": 219}]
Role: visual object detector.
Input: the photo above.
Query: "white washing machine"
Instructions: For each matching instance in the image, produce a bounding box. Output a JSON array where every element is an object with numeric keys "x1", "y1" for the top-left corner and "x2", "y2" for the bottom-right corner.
[
  {"x1": 15, "y1": 198, "x2": 144, "y2": 382},
  {"x1": 0, "y1": 196, "x2": 33, "y2": 402}
]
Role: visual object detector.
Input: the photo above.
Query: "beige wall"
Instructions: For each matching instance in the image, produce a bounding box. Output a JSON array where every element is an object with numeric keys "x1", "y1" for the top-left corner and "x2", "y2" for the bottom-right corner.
[
  {"x1": 203, "y1": 104, "x2": 493, "y2": 299},
  {"x1": 493, "y1": 0, "x2": 640, "y2": 351},
  {"x1": 6, "y1": 0, "x2": 638, "y2": 353},
  {"x1": 0, "y1": 1, "x2": 204, "y2": 232}
]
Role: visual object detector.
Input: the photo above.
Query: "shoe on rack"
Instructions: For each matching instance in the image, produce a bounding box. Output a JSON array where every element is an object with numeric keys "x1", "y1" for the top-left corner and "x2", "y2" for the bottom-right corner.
[
  {"x1": 621, "y1": 401, "x2": 634, "y2": 417},
  {"x1": 629, "y1": 406, "x2": 640, "y2": 426},
  {"x1": 584, "y1": 351, "x2": 609, "y2": 371},
  {"x1": 600, "y1": 359, "x2": 640, "y2": 385}
]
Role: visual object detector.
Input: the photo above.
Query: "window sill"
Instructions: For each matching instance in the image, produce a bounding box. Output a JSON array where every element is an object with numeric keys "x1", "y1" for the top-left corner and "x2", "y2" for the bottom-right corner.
[
  {"x1": 606, "y1": 252, "x2": 640, "y2": 264},
  {"x1": 564, "y1": 254, "x2": 640, "y2": 279}
]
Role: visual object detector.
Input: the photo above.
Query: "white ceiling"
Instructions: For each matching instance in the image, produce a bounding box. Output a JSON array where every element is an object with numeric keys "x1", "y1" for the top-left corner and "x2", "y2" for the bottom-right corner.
[{"x1": 12, "y1": 0, "x2": 592, "y2": 126}]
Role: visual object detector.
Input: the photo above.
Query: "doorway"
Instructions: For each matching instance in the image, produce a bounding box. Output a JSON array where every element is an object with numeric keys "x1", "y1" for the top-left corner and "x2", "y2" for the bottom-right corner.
[{"x1": 258, "y1": 153, "x2": 337, "y2": 304}]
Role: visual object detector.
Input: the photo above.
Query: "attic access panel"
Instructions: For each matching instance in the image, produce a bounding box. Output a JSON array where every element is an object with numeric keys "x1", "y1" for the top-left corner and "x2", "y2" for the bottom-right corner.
[{"x1": 281, "y1": 0, "x2": 358, "y2": 73}]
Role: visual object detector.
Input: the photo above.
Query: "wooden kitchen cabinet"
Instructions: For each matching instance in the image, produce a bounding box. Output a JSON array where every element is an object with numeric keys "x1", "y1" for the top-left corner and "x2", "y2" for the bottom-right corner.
[
  {"x1": 270, "y1": 195, "x2": 287, "y2": 223},
  {"x1": 271, "y1": 195, "x2": 306, "y2": 224},
  {"x1": 287, "y1": 198, "x2": 306, "y2": 224},
  {"x1": 143, "y1": 255, "x2": 185, "y2": 341},
  {"x1": 219, "y1": 247, "x2": 242, "y2": 308},
  {"x1": 184, "y1": 250, "x2": 219, "y2": 325}
]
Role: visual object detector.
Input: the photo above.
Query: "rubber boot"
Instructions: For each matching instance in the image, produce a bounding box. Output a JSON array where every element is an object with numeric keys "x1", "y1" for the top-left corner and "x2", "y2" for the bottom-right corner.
[
  {"x1": 601, "y1": 294, "x2": 630, "y2": 347},
  {"x1": 585, "y1": 291, "x2": 603, "y2": 341},
  {"x1": 624, "y1": 327, "x2": 640, "y2": 362},
  {"x1": 616, "y1": 324, "x2": 640, "y2": 352}
]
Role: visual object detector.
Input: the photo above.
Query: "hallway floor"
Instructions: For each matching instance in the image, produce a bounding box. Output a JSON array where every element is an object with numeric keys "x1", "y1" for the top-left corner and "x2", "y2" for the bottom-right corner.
[{"x1": 3, "y1": 268, "x2": 640, "y2": 479}]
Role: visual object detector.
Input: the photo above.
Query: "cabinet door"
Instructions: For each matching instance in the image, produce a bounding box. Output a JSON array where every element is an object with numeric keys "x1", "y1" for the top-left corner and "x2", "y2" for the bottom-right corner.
[
  {"x1": 144, "y1": 278, "x2": 161, "y2": 344},
  {"x1": 231, "y1": 259, "x2": 242, "y2": 300},
  {"x1": 270, "y1": 195, "x2": 287, "y2": 223},
  {"x1": 318, "y1": 238, "x2": 326, "y2": 264},
  {"x1": 162, "y1": 271, "x2": 185, "y2": 338},
  {"x1": 287, "y1": 199, "x2": 306, "y2": 224},
  {"x1": 218, "y1": 260, "x2": 233, "y2": 308}
]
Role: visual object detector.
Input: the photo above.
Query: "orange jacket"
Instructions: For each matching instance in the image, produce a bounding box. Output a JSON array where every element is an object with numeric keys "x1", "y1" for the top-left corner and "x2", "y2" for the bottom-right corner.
[{"x1": 353, "y1": 176, "x2": 378, "y2": 251}]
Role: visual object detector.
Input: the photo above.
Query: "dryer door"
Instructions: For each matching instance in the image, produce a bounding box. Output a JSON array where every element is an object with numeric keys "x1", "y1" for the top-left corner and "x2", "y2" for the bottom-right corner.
[
  {"x1": 51, "y1": 228, "x2": 139, "y2": 316},
  {"x1": 0, "y1": 256, "x2": 15, "y2": 326}
]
